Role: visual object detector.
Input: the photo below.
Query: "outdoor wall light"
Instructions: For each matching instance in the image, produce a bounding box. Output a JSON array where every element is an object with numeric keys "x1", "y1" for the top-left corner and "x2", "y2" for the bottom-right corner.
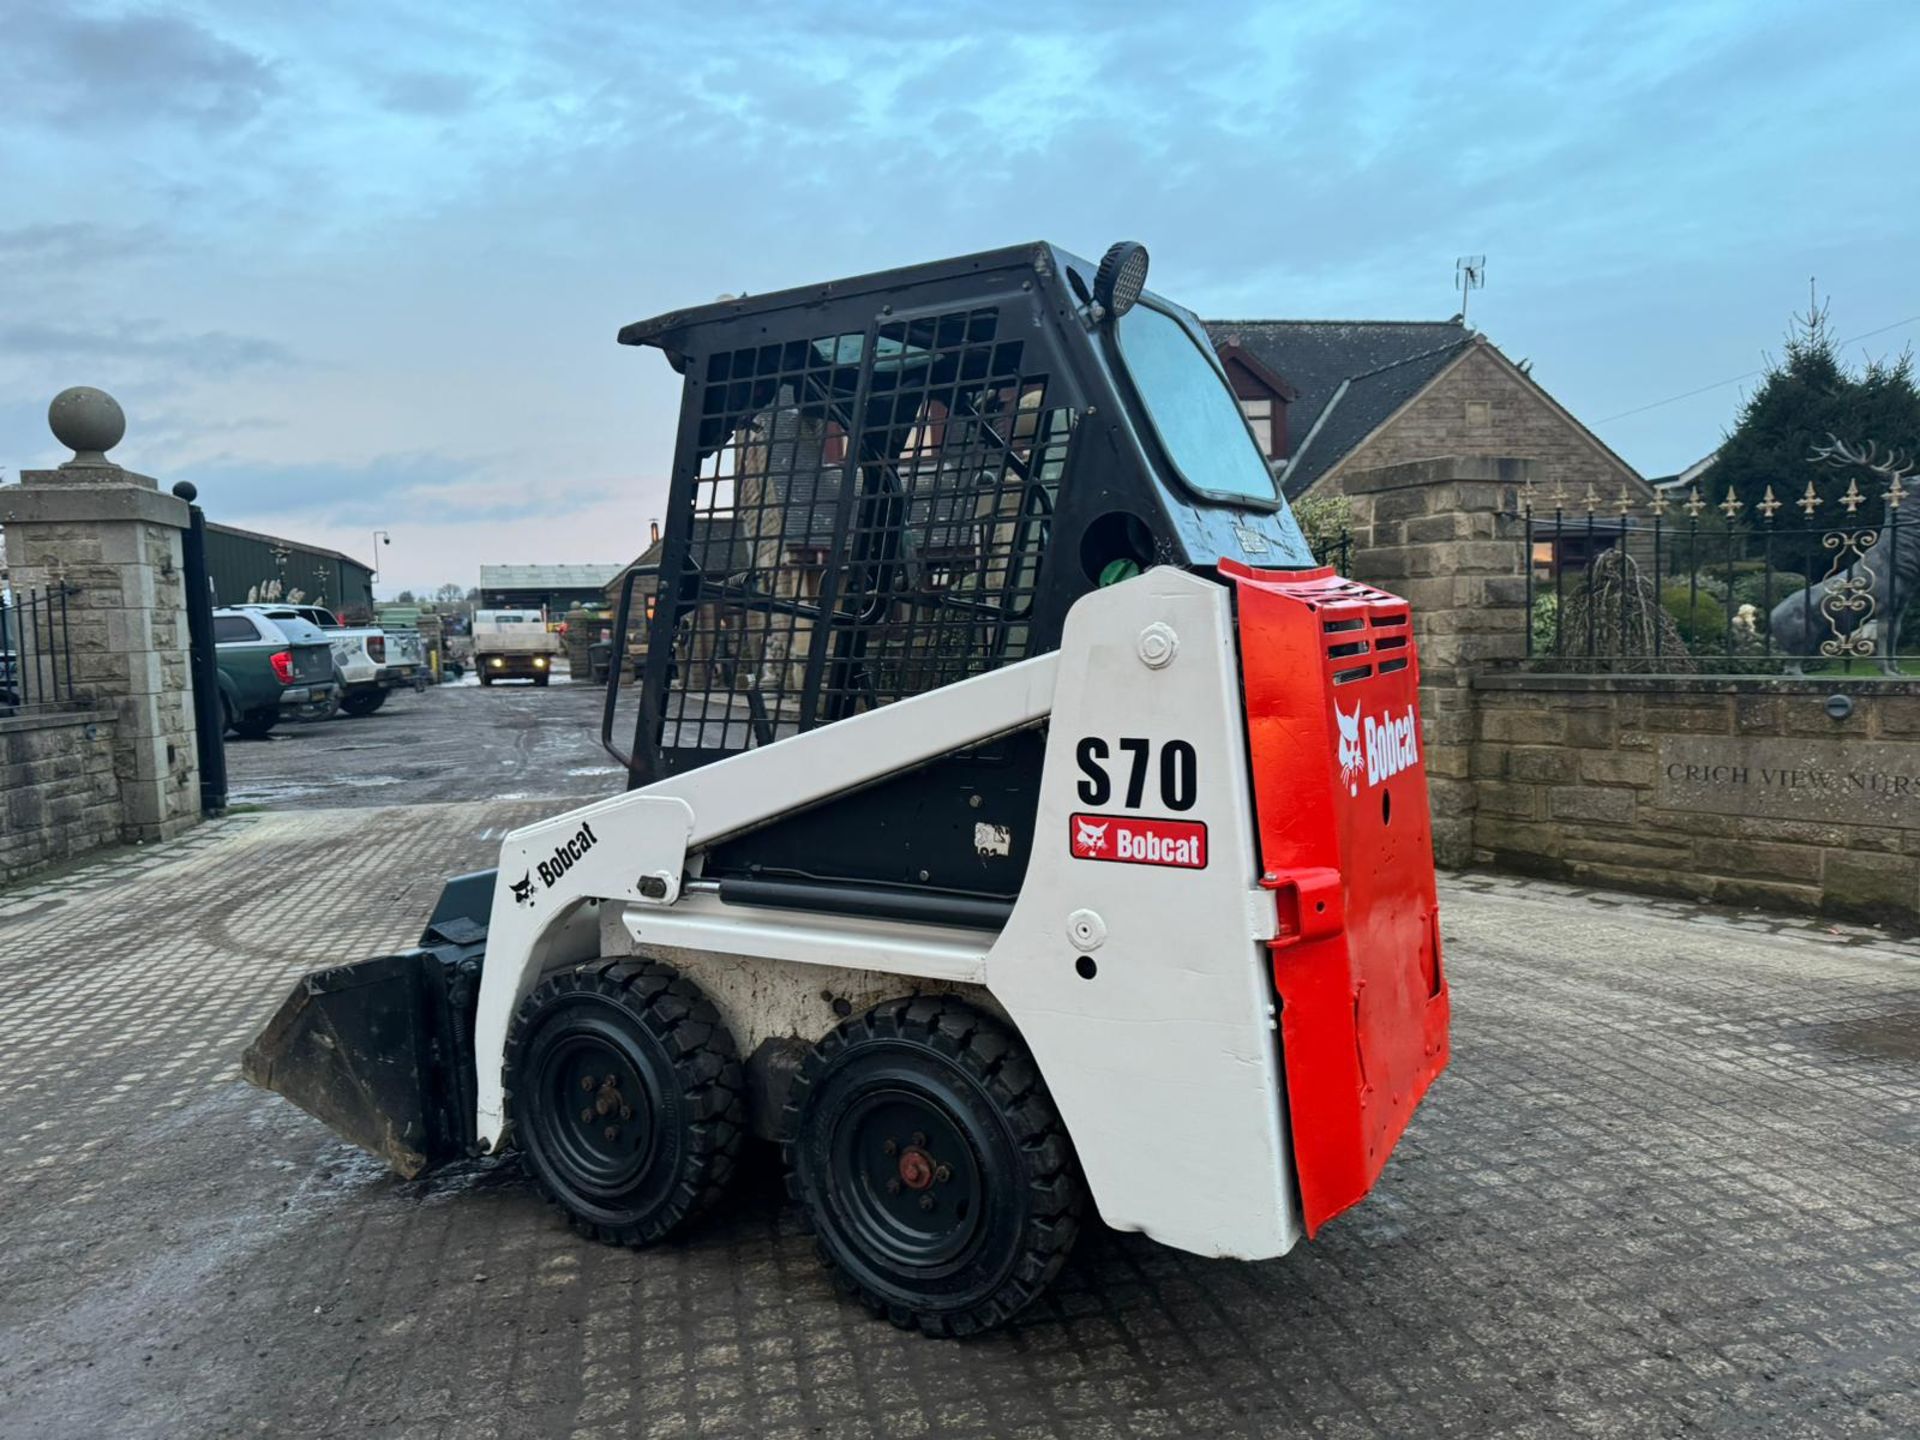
[{"x1": 1094, "y1": 241, "x2": 1150, "y2": 320}]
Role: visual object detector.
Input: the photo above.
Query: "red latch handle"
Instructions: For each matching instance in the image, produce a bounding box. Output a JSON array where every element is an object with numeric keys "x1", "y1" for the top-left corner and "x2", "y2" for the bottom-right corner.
[{"x1": 1262, "y1": 866, "x2": 1344, "y2": 947}]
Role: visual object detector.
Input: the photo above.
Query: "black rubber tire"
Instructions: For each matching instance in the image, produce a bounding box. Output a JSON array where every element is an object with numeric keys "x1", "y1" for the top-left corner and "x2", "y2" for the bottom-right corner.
[
  {"x1": 782, "y1": 996, "x2": 1084, "y2": 1337},
  {"x1": 340, "y1": 689, "x2": 387, "y2": 717},
  {"x1": 479, "y1": 672, "x2": 493, "y2": 686},
  {"x1": 234, "y1": 709, "x2": 277, "y2": 739},
  {"x1": 534, "y1": 672, "x2": 550, "y2": 687},
  {"x1": 507, "y1": 960, "x2": 744, "y2": 1246}
]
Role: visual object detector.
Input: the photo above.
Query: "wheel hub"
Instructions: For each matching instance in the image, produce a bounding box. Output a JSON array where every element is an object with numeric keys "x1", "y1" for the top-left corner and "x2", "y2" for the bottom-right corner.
[
  {"x1": 829, "y1": 1087, "x2": 986, "y2": 1274},
  {"x1": 531, "y1": 1029, "x2": 658, "y2": 1195},
  {"x1": 897, "y1": 1146, "x2": 935, "y2": 1191}
]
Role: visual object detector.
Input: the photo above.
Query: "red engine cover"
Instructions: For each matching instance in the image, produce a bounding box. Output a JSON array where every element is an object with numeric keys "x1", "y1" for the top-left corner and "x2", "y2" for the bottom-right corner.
[{"x1": 1222, "y1": 560, "x2": 1450, "y2": 1236}]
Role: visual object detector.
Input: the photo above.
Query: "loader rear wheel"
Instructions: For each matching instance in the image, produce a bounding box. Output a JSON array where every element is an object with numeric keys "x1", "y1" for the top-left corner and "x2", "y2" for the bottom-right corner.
[
  {"x1": 782, "y1": 997, "x2": 1084, "y2": 1337},
  {"x1": 507, "y1": 960, "x2": 744, "y2": 1247}
]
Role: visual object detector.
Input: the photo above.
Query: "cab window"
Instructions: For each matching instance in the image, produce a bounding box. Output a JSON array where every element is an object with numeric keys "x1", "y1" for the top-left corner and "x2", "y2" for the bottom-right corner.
[{"x1": 1116, "y1": 303, "x2": 1277, "y2": 505}]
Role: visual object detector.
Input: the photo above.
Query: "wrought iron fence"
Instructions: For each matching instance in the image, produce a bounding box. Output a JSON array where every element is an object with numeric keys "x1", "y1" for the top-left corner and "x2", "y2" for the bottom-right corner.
[
  {"x1": 1521, "y1": 442, "x2": 1917, "y2": 675},
  {"x1": 1310, "y1": 527, "x2": 1353, "y2": 575},
  {"x1": 0, "y1": 585, "x2": 80, "y2": 713}
]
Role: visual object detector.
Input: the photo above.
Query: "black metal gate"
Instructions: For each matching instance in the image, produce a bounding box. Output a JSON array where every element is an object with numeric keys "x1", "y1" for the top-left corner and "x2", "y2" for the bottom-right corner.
[{"x1": 173, "y1": 480, "x2": 229, "y2": 814}]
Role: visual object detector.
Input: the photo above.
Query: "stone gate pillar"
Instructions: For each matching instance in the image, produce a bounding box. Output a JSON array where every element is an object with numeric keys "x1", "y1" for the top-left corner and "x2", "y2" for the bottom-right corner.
[
  {"x1": 1315, "y1": 455, "x2": 1534, "y2": 865},
  {"x1": 0, "y1": 388, "x2": 200, "y2": 841}
]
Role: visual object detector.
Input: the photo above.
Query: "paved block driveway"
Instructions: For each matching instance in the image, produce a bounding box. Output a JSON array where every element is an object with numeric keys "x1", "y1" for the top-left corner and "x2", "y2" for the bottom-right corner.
[{"x1": 0, "y1": 803, "x2": 1915, "y2": 1439}]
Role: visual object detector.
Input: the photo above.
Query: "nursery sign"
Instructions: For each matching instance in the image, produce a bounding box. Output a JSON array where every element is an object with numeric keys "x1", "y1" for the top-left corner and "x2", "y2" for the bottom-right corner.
[{"x1": 1657, "y1": 736, "x2": 1920, "y2": 829}]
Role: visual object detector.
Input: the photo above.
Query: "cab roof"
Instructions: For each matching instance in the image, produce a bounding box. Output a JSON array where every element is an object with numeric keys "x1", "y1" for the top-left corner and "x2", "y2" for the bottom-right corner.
[{"x1": 616, "y1": 241, "x2": 1097, "y2": 364}]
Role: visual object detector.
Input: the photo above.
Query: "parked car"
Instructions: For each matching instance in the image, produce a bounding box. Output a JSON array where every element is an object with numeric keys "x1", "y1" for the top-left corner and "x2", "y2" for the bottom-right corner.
[
  {"x1": 212, "y1": 608, "x2": 338, "y2": 738},
  {"x1": 237, "y1": 604, "x2": 422, "y2": 717}
]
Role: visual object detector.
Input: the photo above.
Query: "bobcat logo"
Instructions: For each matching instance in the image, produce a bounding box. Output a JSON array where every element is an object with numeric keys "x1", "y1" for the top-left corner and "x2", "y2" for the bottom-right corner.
[
  {"x1": 1075, "y1": 818, "x2": 1109, "y2": 854},
  {"x1": 509, "y1": 871, "x2": 535, "y2": 906},
  {"x1": 1335, "y1": 701, "x2": 1364, "y2": 796}
]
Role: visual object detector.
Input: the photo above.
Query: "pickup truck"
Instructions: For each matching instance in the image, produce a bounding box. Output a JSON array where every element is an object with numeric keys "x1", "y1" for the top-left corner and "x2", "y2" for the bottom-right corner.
[
  {"x1": 212, "y1": 608, "x2": 338, "y2": 738},
  {"x1": 473, "y1": 608, "x2": 557, "y2": 686},
  {"x1": 239, "y1": 604, "x2": 422, "y2": 717}
]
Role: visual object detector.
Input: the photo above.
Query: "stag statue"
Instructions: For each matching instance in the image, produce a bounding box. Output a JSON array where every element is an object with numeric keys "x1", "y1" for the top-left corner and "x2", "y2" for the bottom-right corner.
[{"x1": 1770, "y1": 438, "x2": 1919, "y2": 675}]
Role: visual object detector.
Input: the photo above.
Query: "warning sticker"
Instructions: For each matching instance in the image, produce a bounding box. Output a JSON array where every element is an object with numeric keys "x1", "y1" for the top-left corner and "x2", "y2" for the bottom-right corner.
[{"x1": 1069, "y1": 813, "x2": 1208, "y2": 869}]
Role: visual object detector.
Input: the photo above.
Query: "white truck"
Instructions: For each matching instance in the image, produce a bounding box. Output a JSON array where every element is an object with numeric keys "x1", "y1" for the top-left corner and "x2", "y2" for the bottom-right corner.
[
  {"x1": 473, "y1": 608, "x2": 558, "y2": 686},
  {"x1": 240, "y1": 604, "x2": 423, "y2": 716}
]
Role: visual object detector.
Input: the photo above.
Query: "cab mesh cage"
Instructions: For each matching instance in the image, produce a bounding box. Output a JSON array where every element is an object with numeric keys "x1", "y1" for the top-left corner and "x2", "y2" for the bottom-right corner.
[{"x1": 641, "y1": 301, "x2": 1077, "y2": 773}]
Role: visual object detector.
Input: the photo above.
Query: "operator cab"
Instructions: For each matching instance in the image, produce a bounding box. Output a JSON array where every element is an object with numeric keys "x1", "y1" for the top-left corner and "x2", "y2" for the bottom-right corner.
[{"x1": 611, "y1": 241, "x2": 1322, "y2": 895}]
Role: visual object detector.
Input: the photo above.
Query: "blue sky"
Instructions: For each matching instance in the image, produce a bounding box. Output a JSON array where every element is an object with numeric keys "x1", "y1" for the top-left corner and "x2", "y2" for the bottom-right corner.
[{"x1": 2, "y1": 0, "x2": 1916, "y2": 595}]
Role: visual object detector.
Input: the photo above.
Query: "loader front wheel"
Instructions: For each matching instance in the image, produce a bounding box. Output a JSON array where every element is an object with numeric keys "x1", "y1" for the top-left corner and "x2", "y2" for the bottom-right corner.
[
  {"x1": 783, "y1": 998, "x2": 1084, "y2": 1337},
  {"x1": 507, "y1": 961, "x2": 744, "y2": 1247}
]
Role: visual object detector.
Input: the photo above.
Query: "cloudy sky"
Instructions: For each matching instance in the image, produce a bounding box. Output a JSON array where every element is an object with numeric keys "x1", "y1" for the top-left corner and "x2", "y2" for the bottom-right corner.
[{"x1": 2, "y1": 0, "x2": 1916, "y2": 596}]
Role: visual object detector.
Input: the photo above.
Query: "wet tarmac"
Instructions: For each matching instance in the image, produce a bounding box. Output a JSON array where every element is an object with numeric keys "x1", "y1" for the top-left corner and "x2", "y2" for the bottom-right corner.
[{"x1": 224, "y1": 664, "x2": 628, "y2": 812}]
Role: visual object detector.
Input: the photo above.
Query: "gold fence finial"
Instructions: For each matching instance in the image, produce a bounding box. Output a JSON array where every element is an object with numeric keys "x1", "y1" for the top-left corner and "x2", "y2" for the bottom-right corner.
[
  {"x1": 1757, "y1": 485, "x2": 1782, "y2": 519},
  {"x1": 1719, "y1": 486, "x2": 1744, "y2": 520},
  {"x1": 1797, "y1": 480, "x2": 1821, "y2": 517}
]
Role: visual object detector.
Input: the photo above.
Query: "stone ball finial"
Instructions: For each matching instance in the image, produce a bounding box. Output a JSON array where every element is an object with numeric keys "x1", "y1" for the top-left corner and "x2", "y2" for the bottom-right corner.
[
  {"x1": 49, "y1": 386, "x2": 126, "y2": 468},
  {"x1": 171, "y1": 480, "x2": 198, "y2": 503}
]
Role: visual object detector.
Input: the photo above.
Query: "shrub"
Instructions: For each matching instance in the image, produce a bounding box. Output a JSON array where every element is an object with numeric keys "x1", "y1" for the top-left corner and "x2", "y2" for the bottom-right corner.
[
  {"x1": 1531, "y1": 593, "x2": 1559, "y2": 654},
  {"x1": 1293, "y1": 493, "x2": 1353, "y2": 568},
  {"x1": 1663, "y1": 580, "x2": 1731, "y2": 651}
]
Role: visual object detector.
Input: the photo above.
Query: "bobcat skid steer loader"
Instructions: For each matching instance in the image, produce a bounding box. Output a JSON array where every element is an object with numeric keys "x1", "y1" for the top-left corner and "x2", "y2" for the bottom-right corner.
[{"x1": 244, "y1": 241, "x2": 1450, "y2": 1336}]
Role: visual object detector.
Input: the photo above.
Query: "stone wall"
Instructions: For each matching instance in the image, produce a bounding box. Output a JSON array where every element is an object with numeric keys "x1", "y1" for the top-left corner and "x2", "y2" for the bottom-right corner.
[
  {"x1": 4, "y1": 501, "x2": 200, "y2": 840},
  {"x1": 1312, "y1": 450, "x2": 1920, "y2": 926},
  {"x1": 1313, "y1": 456, "x2": 1534, "y2": 864},
  {"x1": 0, "y1": 388, "x2": 203, "y2": 886},
  {"x1": 1, "y1": 710, "x2": 121, "y2": 881},
  {"x1": 1323, "y1": 342, "x2": 1649, "y2": 500},
  {"x1": 1472, "y1": 675, "x2": 1920, "y2": 923}
]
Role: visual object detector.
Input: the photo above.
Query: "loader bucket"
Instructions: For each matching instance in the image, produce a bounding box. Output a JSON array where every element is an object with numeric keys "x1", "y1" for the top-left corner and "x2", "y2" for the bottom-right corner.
[{"x1": 241, "y1": 872, "x2": 492, "y2": 1178}]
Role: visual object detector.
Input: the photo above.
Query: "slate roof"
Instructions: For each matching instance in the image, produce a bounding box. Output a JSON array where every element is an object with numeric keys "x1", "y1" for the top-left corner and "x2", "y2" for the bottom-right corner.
[
  {"x1": 479, "y1": 564, "x2": 626, "y2": 590},
  {"x1": 1204, "y1": 319, "x2": 1475, "y2": 496},
  {"x1": 611, "y1": 516, "x2": 754, "y2": 593},
  {"x1": 755, "y1": 396, "x2": 842, "y2": 545}
]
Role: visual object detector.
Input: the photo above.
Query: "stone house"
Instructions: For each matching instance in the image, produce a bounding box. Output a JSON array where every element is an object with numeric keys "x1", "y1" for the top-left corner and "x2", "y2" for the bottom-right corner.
[
  {"x1": 605, "y1": 515, "x2": 753, "y2": 685},
  {"x1": 1204, "y1": 318, "x2": 1650, "y2": 512},
  {"x1": 613, "y1": 384, "x2": 1049, "y2": 710}
]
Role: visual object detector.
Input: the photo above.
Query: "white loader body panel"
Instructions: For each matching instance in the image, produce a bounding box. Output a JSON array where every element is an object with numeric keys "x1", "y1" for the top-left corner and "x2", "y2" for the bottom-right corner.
[{"x1": 473, "y1": 569, "x2": 1302, "y2": 1261}]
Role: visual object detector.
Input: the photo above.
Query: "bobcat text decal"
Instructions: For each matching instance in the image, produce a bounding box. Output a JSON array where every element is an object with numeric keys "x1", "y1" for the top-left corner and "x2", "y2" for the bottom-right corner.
[
  {"x1": 1069, "y1": 813, "x2": 1207, "y2": 869},
  {"x1": 1334, "y1": 701, "x2": 1420, "y2": 796},
  {"x1": 534, "y1": 821, "x2": 599, "y2": 889}
]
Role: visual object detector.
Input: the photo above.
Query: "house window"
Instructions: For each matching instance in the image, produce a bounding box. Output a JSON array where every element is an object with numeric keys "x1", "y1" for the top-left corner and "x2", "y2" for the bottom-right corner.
[
  {"x1": 1466, "y1": 400, "x2": 1492, "y2": 428},
  {"x1": 1239, "y1": 396, "x2": 1275, "y2": 456}
]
